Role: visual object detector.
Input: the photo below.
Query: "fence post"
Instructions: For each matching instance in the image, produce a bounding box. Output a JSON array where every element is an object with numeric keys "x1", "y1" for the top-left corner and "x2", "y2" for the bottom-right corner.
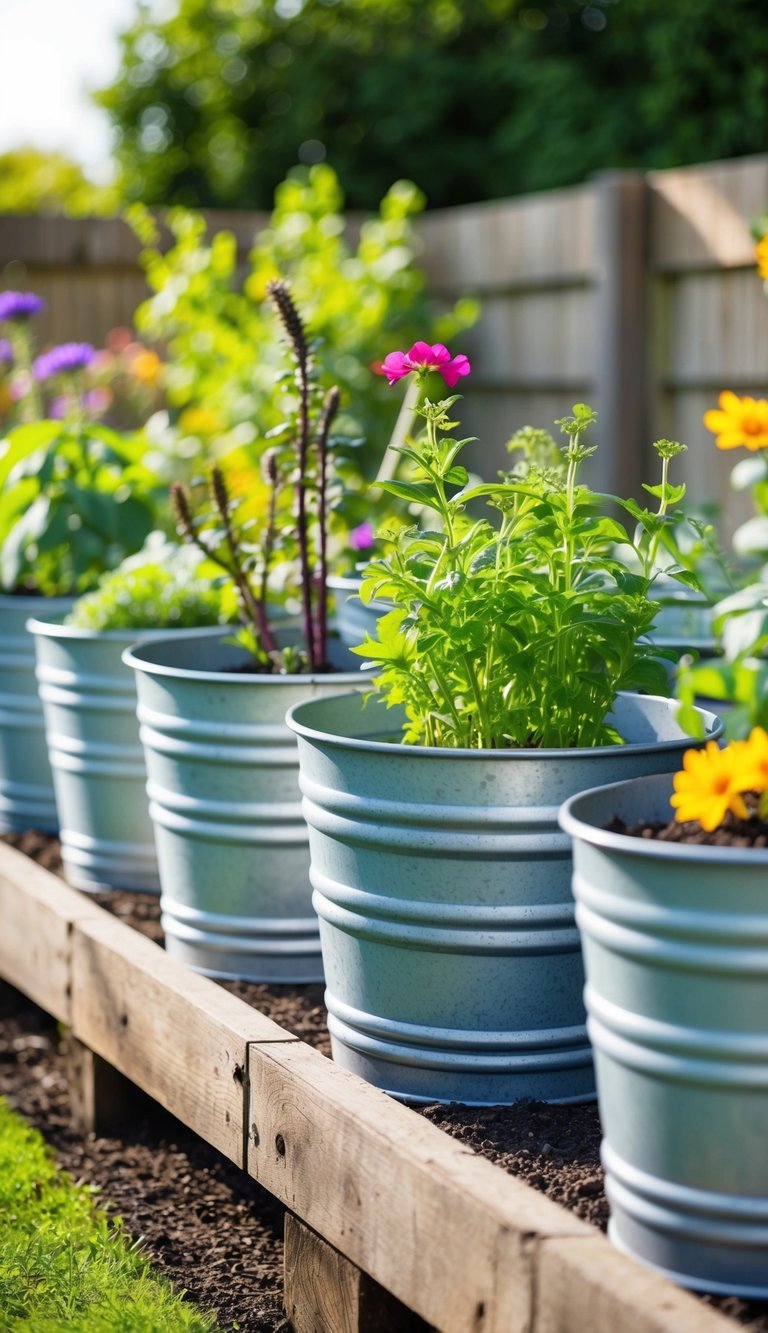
[{"x1": 592, "y1": 171, "x2": 649, "y2": 498}]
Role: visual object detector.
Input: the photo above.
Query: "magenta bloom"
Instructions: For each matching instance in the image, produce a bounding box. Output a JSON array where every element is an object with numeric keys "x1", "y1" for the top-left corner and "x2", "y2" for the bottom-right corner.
[
  {"x1": 33, "y1": 342, "x2": 96, "y2": 381},
  {"x1": 381, "y1": 341, "x2": 470, "y2": 389},
  {"x1": 0, "y1": 290, "x2": 45, "y2": 322},
  {"x1": 349, "y1": 521, "x2": 375, "y2": 552},
  {"x1": 0, "y1": 339, "x2": 12, "y2": 365}
]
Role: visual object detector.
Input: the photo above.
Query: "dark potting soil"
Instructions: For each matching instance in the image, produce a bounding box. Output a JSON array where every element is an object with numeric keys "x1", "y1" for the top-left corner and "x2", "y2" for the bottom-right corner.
[
  {"x1": 3, "y1": 830, "x2": 768, "y2": 1329},
  {"x1": 608, "y1": 792, "x2": 768, "y2": 848}
]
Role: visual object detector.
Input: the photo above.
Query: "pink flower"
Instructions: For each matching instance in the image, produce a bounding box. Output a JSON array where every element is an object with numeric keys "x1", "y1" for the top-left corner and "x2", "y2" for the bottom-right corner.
[
  {"x1": 380, "y1": 341, "x2": 471, "y2": 389},
  {"x1": 349, "y1": 521, "x2": 375, "y2": 552}
]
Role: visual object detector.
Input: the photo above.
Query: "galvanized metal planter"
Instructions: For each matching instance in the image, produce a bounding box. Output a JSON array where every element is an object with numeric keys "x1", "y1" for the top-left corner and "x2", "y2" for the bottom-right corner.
[
  {"x1": 286, "y1": 691, "x2": 722, "y2": 1107},
  {"x1": 560, "y1": 771, "x2": 768, "y2": 1298},
  {"x1": 0, "y1": 594, "x2": 75, "y2": 833},
  {"x1": 28, "y1": 619, "x2": 168, "y2": 894},
  {"x1": 327, "y1": 575, "x2": 392, "y2": 649},
  {"x1": 124, "y1": 628, "x2": 372, "y2": 983}
]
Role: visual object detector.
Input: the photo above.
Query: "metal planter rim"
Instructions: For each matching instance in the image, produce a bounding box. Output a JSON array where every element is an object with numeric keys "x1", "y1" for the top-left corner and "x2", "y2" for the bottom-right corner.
[
  {"x1": 559, "y1": 770, "x2": 768, "y2": 866},
  {"x1": 27, "y1": 616, "x2": 161, "y2": 644},
  {"x1": 123, "y1": 627, "x2": 369, "y2": 686},
  {"x1": 286, "y1": 690, "x2": 723, "y2": 761}
]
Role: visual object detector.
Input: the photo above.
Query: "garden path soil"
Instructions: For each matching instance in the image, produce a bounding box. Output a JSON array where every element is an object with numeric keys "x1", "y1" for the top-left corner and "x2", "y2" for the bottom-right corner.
[{"x1": 3, "y1": 829, "x2": 768, "y2": 1329}]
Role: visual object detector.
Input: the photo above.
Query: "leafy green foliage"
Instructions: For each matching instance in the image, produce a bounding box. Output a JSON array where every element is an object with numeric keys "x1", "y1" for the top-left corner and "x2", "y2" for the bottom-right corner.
[
  {"x1": 98, "y1": 0, "x2": 768, "y2": 212},
  {"x1": 0, "y1": 1096, "x2": 216, "y2": 1330},
  {"x1": 354, "y1": 396, "x2": 690, "y2": 749},
  {"x1": 677, "y1": 583, "x2": 768, "y2": 740},
  {"x1": 65, "y1": 542, "x2": 236, "y2": 631},
  {"x1": 0, "y1": 420, "x2": 164, "y2": 595},
  {"x1": 128, "y1": 165, "x2": 476, "y2": 513},
  {"x1": 0, "y1": 148, "x2": 117, "y2": 217}
]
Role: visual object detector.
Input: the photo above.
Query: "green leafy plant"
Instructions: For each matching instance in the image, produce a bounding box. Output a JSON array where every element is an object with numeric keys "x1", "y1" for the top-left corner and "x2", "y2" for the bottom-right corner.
[
  {"x1": 677, "y1": 583, "x2": 768, "y2": 740},
  {"x1": 65, "y1": 540, "x2": 236, "y2": 631},
  {"x1": 354, "y1": 382, "x2": 690, "y2": 749},
  {"x1": 0, "y1": 293, "x2": 167, "y2": 596},
  {"x1": 170, "y1": 280, "x2": 341, "y2": 674},
  {"x1": 127, "y1": 165, "x2": 476, "y2": 531},
  {"x1": 0, "y1": 419, "x2": 163, "y2": 596}
]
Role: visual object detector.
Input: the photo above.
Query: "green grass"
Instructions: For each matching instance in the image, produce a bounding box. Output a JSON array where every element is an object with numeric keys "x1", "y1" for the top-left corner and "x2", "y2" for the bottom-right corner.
[{"x1": 0, "y1": 1097, "x2": 219, "y2": 1331}]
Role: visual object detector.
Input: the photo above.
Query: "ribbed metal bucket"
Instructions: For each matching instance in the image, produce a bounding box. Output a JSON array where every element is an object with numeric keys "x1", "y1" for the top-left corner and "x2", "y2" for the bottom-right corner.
[
  {"x1": 28, "y1": 619, "x2": 166, "y2": 893},
  {"x1": 0, "y1": 594, "x2": 75, "y2": 832},
  {"x1": 124, "y1": 628, "x2": 372, "y2": 982},
  {"x1": 286, "y1": 691, "x2": 722, "y2": 1106},
  {"x1": 560, "y1": 771, "x2": 768, "y2": 1297},
  {"x1": 327, "y1": 575, "x2": 392, "y2": 649}
]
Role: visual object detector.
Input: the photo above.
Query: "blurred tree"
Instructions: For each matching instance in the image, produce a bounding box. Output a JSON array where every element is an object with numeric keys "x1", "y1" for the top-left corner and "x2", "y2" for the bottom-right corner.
[
  {"x1": 0, "y1": 148, "x2": 117, "y2": 216},
  {"x1": 97, "y1": 0, "x2": 768, "y2": 211}
]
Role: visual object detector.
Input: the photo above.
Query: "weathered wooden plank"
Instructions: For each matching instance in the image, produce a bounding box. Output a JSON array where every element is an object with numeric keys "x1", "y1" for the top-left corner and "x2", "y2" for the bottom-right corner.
[
  {"x1": 649, "y1": 154, "x2": 768, "y2": 272},
  {"x1": 66, "y1": 1035, "x2": 152, "y2": 1138},
  {"x1": 0, "y1": 841, "x2": 102, "y2": 1023},
  {"x1": 418, "y1": 184, "x2": 598, "y2": 292},
  {"x1": 534, "y1": 1235, "x2": 733, "y2": 1333},
  {"x1": 284, "y1": 1214, "x2": 433, "y2": 1333},
  {"x1": 71, "y1": 914, "x2": 296, "y2": 1167},
  {"x1": 247, "y1": 1040, "x2": 589, "y2": 1333}
]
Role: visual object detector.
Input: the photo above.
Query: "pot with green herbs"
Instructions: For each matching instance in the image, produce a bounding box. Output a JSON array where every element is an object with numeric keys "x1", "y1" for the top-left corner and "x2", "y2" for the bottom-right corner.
[
  {"x1": 560, "y1": 731, "x2": 768, "y2": 1296},
  {"x1": 28, "y1": 542, "x2": 233, "y2": 892},
  {"x1": 125, "y1": 283, "x2": 372, "y2": 981},
  {"x1": 286, "y1": 354, "x2": 722, "y2": 1105},
  {"x1": 0, "y1": 292, "x2": 162, "y2": 832}
]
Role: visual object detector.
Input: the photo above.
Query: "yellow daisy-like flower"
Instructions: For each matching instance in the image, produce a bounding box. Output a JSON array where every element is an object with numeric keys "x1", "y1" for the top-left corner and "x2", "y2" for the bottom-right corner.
[
  {"x1": 703, "y1": 391, "x2": 768, "y2": 452},
  {"x1": 670, "y1": 739, "x2": 752, "y2": 832},
  {"x1": 731, "y1": 727, "x2": 768, "y2": 795},
  {"x1": 757, "y1": 234, "x2": 768, "y2": 281}
]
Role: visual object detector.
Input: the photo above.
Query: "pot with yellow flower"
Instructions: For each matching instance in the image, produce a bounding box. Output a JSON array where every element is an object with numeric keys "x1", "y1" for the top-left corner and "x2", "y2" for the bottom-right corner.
[{"x1": 560, "y1": 728, "x2": 768, "y2": 1298}]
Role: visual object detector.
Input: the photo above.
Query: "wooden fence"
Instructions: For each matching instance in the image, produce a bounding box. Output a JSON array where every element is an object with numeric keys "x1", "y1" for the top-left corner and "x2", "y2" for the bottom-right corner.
[{"x1": 2, "y1": 154, "x2": 768, "y2": 533}]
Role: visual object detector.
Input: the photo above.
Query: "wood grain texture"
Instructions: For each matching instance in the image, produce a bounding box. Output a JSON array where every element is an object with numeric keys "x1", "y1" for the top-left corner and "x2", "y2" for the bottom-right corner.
[
  {"x1": 71, "y1": 914, "x2": 295, "y2": 1166},
  {"x1": 65, "y1": 1035, "x2": 151, "y2": 1137},
  {"x1": 534, "y1": 1235, "x2": 734, "y2": 1333},
  {"x1": 247, "y1": 1041, "x2": 589, "y2": 1333},
  {"x1": 284, "y1": 1215, "x2": 433, "y2": 1333},
  {"x1": 0, "y1": 840, "x2": 102, "y2": 1022}
]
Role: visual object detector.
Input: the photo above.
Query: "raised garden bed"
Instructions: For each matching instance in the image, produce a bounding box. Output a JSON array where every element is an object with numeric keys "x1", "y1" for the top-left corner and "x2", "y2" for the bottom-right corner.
[{"x1": 0, "y1": 832, "x2": 760, "y2": 1333}]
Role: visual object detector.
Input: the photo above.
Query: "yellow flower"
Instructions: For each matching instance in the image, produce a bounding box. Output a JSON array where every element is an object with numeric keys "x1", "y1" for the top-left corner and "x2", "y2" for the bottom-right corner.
[
  {"x1": 757, "y1": 234, "x2": 768, "y2": 281},
  {"x1": 130, "y1": 347, "x2": 163, "y2": 385},
  {"x1": 703, "y1": 391, "x2": 768, "y2": 452},
  {"x1": 670, "y1": 739, "x2": 752, "y2": 831},
  {"x1": 731, "y1": 727, "x2": 768, "y2": 795}
]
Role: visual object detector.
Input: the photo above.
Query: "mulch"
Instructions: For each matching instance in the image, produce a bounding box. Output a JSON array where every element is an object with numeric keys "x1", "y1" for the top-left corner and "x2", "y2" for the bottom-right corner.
[
  {"x1": 2, "y1": 828, "x2": 768, "y2": 1329},
  {"x1": 610, "y1": 792, "x2": 768, "y2": 848}
]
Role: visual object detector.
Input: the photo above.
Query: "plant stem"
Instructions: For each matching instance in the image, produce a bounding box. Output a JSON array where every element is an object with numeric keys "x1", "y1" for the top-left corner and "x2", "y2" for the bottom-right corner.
[{"x1": 314, "y1": 386, "x2": 340, "y2": 670}]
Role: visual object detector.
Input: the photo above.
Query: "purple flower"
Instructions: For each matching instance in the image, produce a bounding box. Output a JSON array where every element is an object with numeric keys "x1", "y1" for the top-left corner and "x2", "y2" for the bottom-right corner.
[
  {"x1": 349, "y1": 521, "x2": 375, "y2": 552},
  {"x1": 0, "y1": 339, "x2": 12, "y2": 366},
  {"x1": 0, "y1": 291, "x2": 45, "y2": 322},
  {"x1": 33, "y1": 342, "x2": 96, "y2": 381}
]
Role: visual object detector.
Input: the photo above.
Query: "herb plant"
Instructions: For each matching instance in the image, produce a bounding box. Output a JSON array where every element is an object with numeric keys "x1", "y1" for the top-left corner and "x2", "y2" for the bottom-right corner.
[
  {"x1": 170, "y1": 280, "x2": 340, "y2": 674},
  {"x1": 355, "y1": 379, "x2": 690, "y2": 750},
  {"x1": 65, "y1": 540, "x2": 235, "y2": 632}
]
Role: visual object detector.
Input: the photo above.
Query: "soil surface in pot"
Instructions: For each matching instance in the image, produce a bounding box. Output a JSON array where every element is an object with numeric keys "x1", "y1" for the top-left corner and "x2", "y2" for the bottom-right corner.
[
  {"x1": 609, "y1": 792, "x2": 768, "y2": 848},
  {"x1": 4, "y1": 828, "x2": 768, "y2": 1330}
]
